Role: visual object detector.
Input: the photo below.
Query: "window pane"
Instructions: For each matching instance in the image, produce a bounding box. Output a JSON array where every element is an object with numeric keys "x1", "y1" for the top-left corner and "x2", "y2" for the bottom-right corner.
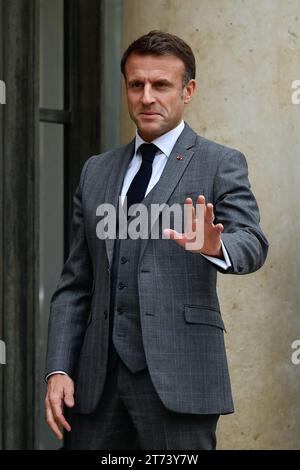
[
  {"x1": 39, "y1": 122, "x2": 64, "y2": 449},
  {"x1": 39, "y1": 0, "x2": 64, "y2": 109}
]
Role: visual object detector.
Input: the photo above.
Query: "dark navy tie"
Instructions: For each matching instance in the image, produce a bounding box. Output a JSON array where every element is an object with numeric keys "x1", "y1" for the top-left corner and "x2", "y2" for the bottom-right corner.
[{"x1": 126, "y1": 143, "x2": 158, "y2": 209}]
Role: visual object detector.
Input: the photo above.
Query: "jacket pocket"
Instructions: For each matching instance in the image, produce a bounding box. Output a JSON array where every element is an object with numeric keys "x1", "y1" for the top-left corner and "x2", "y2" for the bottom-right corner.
[{"x1": 184, "y1": 305, "x2": 226, "y2": 332}]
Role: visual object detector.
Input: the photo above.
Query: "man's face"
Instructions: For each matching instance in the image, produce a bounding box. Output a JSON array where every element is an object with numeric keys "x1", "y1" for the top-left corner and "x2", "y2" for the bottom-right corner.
[{"x1": 124, "y1": 53, "x2": 196, "y2": 142}]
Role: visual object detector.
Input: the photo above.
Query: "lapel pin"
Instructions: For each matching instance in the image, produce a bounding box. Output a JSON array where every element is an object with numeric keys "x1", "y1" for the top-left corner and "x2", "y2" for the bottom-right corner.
[{"x1": 176, "y1": 155, "x2": 184, "y2": 161}]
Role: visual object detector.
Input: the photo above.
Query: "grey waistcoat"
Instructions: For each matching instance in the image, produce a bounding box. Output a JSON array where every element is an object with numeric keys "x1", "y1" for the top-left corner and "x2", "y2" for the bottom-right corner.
[{"x1": 109, "y1": 213, "x2": 148, "y2": 373}]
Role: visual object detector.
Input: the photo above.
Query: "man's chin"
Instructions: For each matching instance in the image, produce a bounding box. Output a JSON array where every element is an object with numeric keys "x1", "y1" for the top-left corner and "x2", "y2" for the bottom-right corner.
[
  {"x1": 138, "y1": 128, "x2": 164, "y2": 141},
  {"x1": 137, "y1": 122, "x2": 167, "y2": 140}
]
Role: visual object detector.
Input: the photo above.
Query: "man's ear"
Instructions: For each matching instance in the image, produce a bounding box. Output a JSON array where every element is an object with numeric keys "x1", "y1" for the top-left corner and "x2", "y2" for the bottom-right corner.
[{"x1": 183, "y1": 79, "x2": 196, "y2": 104}]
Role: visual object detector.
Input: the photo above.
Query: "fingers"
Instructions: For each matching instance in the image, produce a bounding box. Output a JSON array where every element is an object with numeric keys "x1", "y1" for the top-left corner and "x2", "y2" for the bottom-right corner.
[
  {"x1": 215, "y1": 223, "x2": 224, "y2": 234},
  {"x1": 196, "y1": 195, "x2": 215, "y2": 224},
  {"x1": 163, "y1": 228, "x2": 186, "y2": 248},
  {"x1": 45, "y1": 396, "x2": 64, "y2": 440},
  {"x1": 52, "y1": 398, "x2": 72, "y2": 431},
  {"x1": 183, "y1": 198, "x2": 196, "y2": 233},
  {"x1": 205, "y1": 203, "x2": 215, "y2": 224},
  {"x1": 196, "y1": 195, "x2": 205, "y2": 203},
  {"x1": 164, "y1": 195, "x2": 221, "y2": 251},
  {"x1": 45, "y1": 375, "x2": 74, "y2": 440},
  {"x1": 64, "y1": 391, "x2": 75, "y2": 408}
]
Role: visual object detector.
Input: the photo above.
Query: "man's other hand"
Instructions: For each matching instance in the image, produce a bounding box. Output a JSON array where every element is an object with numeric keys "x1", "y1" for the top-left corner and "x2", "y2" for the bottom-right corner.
[{"x1": 45, "y1": 374, "x2": 75, "y2": 440}]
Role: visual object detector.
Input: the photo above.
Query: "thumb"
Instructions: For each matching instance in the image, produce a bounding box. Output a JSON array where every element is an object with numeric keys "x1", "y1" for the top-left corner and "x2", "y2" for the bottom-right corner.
[{"x1": 216, "y1": 223, "x2": 224, "y2": 233}]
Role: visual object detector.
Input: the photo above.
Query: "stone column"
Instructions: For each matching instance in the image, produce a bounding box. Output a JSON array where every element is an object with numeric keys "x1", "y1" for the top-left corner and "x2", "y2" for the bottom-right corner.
[{"x1": 0, "y1": 0, "x2": 39, "y2": 449}]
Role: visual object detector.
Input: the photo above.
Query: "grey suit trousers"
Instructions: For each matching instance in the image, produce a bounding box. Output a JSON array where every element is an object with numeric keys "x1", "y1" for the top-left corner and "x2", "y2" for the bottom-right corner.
[{"x1": 64, "y1": 350, "x2": 219, "y2": 450}]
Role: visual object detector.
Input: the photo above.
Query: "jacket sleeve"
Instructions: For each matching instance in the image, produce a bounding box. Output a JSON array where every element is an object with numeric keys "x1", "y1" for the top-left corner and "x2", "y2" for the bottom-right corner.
[
  {"x1": 213, "y1": 150, "x2": 269, "y2": 274},
  {"x1": 45, "y1": 158, "x2": 94, "y2": 378}
]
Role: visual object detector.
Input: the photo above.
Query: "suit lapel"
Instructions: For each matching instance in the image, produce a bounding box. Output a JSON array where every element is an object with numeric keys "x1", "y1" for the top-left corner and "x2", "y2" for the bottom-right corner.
[
  {"x1": 138, "y1": 123, "x2": 199, "y2": 264},
  {"x1": 143, "y1": 123, "x2": 197, "y2": 207},
  {"x1": 104, "y1": 139, "x2": 135, "y2": 267}
]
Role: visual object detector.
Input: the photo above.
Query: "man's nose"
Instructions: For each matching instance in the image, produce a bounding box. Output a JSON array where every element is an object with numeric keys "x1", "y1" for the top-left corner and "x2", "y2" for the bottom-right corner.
[{"x1": 141, "y1": 84, "x2": 155, "y2": 105}]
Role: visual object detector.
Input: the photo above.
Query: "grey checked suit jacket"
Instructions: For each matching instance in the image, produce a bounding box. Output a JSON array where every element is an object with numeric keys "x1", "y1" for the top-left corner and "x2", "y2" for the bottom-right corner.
[{"x1": 45, "y1": 123, "x2": 268, "y2": 415}]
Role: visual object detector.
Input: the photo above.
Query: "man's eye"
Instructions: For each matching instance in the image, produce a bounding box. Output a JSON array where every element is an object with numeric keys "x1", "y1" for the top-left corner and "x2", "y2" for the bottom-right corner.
[{"x1": 130, "y1": 83, "x2": 142, "y2": 88}]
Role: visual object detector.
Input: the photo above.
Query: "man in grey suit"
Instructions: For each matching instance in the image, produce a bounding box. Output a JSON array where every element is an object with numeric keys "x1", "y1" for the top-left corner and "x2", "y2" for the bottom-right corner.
[{"x1": 45, "y1": 31, "x2": 268, "y2": 450}]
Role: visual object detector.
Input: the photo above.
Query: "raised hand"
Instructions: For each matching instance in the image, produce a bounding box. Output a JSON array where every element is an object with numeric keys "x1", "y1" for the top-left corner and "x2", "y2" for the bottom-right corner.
[{"x1": 163, "y1": 195, "x2": 224, "y2": 258}]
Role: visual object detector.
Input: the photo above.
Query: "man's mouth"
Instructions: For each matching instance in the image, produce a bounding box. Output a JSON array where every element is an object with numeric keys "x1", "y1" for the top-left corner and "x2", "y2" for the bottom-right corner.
[{"x1": 139, "y1": 112, "x2": 161, "y2": 117}]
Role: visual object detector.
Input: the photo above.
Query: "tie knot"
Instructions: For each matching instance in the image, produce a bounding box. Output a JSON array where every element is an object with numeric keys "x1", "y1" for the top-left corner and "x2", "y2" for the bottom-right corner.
[{"x1": 139, "y1": 143, "x2": 158, "y2": 163}]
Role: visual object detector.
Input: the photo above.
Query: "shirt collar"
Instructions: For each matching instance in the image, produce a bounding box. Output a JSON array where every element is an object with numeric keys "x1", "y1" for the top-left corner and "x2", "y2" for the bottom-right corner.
[{"x1": 135, "y1": 120, "x2": 185, "y2": 158}]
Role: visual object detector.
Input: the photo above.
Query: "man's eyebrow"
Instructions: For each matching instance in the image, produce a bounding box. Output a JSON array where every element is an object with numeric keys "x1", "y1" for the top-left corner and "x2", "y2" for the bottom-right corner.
[
  {"x1": 127, "y1": 78, "x2": 173, "y2": 85},
  {"x1": 154, "y1": 78, "x2": 172, "y2": 84},
  {"x1": 127, "y1": 78, "x2": 144, "y2": 85}
]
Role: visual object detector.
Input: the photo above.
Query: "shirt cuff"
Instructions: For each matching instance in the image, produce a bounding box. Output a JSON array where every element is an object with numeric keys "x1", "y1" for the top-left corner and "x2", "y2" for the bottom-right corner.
[
  {"x1": 45, "y1": 371, "x2": 68, "y2": 382},
  {"x1": 201, "y1": 240, "x2": 232, "y2": 270}
]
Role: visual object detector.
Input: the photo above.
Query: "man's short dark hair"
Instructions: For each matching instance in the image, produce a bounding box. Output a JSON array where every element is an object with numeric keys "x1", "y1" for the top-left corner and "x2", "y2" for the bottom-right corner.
[{"x1": 121, "y1": 30, "x2": 196, "y2": 86}]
